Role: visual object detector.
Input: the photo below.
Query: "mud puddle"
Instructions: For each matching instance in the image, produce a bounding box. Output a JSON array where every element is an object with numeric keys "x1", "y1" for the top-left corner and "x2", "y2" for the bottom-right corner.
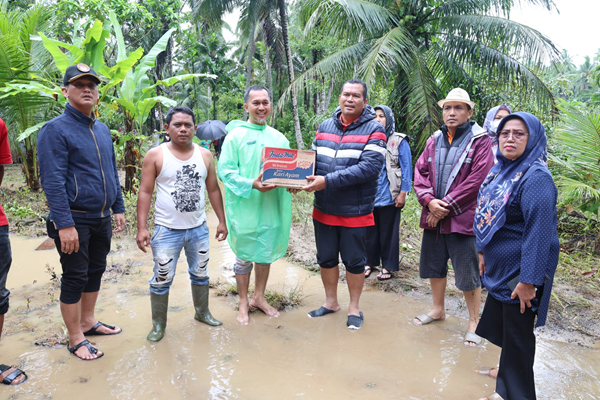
[{"x1": 2, "y1": 213, "x2": 599, "y2": 399}]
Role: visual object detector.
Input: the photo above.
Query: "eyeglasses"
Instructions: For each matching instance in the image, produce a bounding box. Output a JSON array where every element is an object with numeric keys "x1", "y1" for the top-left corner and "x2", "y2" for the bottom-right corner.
[
  {"x1": 70, "y1": 82, "x2": 98, "y2": 90},
  {"x1": 499, "y1": 130, "x2": 528, "y2": 140}
]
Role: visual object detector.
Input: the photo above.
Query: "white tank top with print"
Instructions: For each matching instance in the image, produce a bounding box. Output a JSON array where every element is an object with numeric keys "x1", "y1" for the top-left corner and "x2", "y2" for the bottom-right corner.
[{"x1": 154, "y1": 143, "x2": 207, "y2": 229}]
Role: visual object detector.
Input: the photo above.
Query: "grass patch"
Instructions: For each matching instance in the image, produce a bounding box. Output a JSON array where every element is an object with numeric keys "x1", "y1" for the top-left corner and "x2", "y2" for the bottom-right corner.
[
  {"x1": 210, "y1": 278, "x2": 239, "y2": 296},
  {"x1": 263, "y1": 285, "x2": 305, "y2": 311},
  {"x1": 210, "y1": 279, "x2": 305, "y2": 312}
]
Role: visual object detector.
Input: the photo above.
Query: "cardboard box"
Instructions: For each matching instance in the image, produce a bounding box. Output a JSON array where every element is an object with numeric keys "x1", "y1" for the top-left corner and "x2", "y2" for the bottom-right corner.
[{"x1": 261, "y1": 147, "x2": 316, "y2": 188}]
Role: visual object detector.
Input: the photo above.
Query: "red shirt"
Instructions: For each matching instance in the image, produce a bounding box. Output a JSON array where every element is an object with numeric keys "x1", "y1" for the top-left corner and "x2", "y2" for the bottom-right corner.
[
  {"x1": 0, "y1": 118, "x2": 13, "y2": 227},
  {"x1": 312, "y1": 113, "x2": 374, "y2": 228}
]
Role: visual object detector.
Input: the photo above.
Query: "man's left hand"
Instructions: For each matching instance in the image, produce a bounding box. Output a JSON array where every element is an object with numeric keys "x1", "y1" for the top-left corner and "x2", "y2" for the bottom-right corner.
[
  {"x1": 511, "y1": 282, "x2": 536, "y2": 314},
  {"x1": 302, "y1": 175, "x2": 326, "y2": 192},
  {"x1": 216, "y1": 222, "x2": 228, "y2": 241},
  {"x1": 395, "y1": 191, "x2": 407, "y2": 208},
  {"x1": 113, "y1": 213, "x2": 125, "y2": 233},
  {"x1": 425, "y1": 213, "x2": 441, "y2": 228}
]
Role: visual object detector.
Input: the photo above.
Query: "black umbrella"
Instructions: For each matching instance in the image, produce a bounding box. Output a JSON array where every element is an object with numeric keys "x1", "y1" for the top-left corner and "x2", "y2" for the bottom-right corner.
[{"x1": 196, "y1": 120, "x2": 226, "y2": 140}]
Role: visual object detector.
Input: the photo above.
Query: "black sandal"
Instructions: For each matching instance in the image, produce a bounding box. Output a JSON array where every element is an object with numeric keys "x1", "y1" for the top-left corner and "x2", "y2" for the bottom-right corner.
[
  {"x1": 83, "y1": 321, "x2": 122, "y2": 336},
  {"x1": 68, "y1": 339, "x2": 104, "y2": 361},
  {"x1": 377, "y1": 269, "x2": 393, "y2": 281},
  {"x1": 0, "y1": 364, "x2": 28, "y2": 385},
  {"x1": 364, "y1": 266, "x2": 374, "y2": 278}
]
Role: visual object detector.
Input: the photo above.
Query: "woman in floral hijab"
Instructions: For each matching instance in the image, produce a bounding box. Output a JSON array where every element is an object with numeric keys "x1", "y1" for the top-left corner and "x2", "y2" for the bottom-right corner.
[{"x1": 474, "y1": 112, "x2": 559, "y2": 400}]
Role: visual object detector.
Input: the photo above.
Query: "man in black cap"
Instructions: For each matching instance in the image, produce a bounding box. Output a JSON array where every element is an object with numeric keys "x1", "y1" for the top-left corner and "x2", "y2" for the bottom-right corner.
[{"x1": 37, "y1": 63, "x2": 125, "y2": 360}]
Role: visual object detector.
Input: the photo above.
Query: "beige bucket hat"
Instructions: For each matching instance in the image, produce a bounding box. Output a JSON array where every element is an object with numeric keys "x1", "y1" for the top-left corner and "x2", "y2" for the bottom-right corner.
[{"x1": 437, "y1": 88, "x2": 475, "y2": 109}]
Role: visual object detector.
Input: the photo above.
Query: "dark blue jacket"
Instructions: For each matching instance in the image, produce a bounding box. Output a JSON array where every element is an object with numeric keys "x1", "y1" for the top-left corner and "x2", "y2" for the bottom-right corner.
[
  {"x1": 37, "y1": 103, "x2": 125, "y2": 230},
  {"x1": 311, "y1": 105, "x2": 386, "y2": 216}
]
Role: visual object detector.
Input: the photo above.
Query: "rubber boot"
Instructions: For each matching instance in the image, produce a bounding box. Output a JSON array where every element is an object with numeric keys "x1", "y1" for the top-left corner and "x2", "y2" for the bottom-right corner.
[
  {"x1": 147, "y1": 292, "x2": 169, "y2": 342},
  {"x1": 191, "y1": 284, "x2": 222, "y2": 326}
]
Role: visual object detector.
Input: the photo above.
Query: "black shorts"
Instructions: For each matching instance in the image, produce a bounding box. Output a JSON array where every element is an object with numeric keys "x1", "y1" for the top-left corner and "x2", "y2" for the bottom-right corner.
[
  {"x1": 419, "y1": 230, "x2": 480, "y2": 292},
  {"x1": 313, "y1": 219, "x2": 367, "y2": 275},
  {"x1": 48, "y1": 216, "x2": 112, "y2": 304}
]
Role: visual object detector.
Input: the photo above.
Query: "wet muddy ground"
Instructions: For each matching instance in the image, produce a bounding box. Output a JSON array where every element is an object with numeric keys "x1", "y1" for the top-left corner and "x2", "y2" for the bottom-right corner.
[{"x1": 2, "y1": 213, "x2": 600, "y2": 399}]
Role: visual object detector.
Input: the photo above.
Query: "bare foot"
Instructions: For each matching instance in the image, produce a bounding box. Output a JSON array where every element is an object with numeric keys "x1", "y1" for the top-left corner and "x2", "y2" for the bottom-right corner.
[
  {"x1": 0, "y1": 366, "x2": 26, "y2": 385},
  {"x1": 413, "y1": 311, "x2": 445, "y2": 326},
  {"x1": 237, "y1": 302, "x2": 250, "y2": 325},
  {"x1": 475, "y1": 367, "x2": 498, "y2": 379},
  {"x1": 81, "y1": 321, "x2": 121, "y2": 335},
  {"x1": 250, "y1": 298, "x2": 280, "y2": 317}
]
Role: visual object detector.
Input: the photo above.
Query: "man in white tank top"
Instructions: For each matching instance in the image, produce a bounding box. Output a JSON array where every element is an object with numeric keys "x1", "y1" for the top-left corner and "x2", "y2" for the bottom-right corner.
[{"x1": 136, "y1": 106, "x2": 227, "y2": 342}]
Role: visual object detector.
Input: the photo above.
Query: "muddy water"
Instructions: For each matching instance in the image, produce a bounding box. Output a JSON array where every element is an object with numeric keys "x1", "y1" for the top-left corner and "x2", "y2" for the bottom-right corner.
[{"x1": 3, "y1": 214, "x2": 600, "y2": 399}]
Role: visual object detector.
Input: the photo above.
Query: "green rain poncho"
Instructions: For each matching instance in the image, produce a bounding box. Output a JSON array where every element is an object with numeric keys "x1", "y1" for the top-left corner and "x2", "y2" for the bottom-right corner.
[{"x1": 218, "y1": 120, "x2": 292, "y2": 264}]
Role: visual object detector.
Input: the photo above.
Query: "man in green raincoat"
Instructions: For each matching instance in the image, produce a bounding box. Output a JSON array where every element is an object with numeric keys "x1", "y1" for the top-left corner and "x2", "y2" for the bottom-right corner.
[{"x1": 218, "y1": 86, "x2": 292, "y2": 325}]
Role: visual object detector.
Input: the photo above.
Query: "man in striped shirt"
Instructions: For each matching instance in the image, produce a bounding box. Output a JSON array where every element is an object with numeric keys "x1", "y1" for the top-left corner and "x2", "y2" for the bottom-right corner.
[{"x1": 303, "y1": 79, "x2": 386, "y2": 330}]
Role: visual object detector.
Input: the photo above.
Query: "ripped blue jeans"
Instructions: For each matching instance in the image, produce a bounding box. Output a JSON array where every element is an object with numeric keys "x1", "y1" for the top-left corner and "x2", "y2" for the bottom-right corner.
[{"x1": 149, "y1": 223, "x2": 210, "y2": 295}]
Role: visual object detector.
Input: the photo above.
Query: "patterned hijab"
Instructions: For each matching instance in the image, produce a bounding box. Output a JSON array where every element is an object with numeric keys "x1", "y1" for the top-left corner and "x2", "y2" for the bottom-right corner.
[
  {"x1": 474, "y1": 112, "x2": 551, "y2": 247},
  {"x1": 374, "y1": 105, "x2": 395, "y2": 139},
  {"x1": 484, "y1": 104, "x2": 511, "y2": 141}
]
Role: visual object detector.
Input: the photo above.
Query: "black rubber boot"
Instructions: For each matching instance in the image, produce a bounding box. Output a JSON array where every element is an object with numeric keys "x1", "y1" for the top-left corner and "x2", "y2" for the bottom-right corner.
[
  {"x1": 147, "y1": 292, "x2": 169, "y2": 342},
  {"x1": 191, "y1": 284, "x2": 222, "y2": 326}
]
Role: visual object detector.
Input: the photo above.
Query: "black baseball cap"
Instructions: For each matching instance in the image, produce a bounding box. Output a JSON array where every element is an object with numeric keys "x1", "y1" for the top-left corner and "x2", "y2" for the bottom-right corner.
[{"x1": 63, "y1": 63, "x2": 101, "y2": 86}]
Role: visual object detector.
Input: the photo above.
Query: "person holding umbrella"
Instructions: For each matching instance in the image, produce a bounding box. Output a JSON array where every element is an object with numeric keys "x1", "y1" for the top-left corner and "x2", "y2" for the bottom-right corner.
[{"x1": 196, "y1": 120, "x2": 227, "y2": 155}]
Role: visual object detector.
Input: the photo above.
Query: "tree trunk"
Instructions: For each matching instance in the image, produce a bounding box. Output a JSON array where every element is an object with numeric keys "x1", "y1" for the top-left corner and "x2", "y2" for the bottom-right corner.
[
  {"x1": 123, "y1": 118, "x2": 137, "y2": 193},
  {"x1": 262, "y1": 28, "x2": 274, "y2": 104},
  {"x1": 278, "y1": 0, "x2": 304, "y2": 149},
  {"x1": 319, "y1": 79, "x2": 334, "y2": 115},
  {"x1": 244, "y1": 18, "x2": 257, "y2": 120},
  {"x1": 21, "y1": 139, "x2": 40, "y2": 191}
]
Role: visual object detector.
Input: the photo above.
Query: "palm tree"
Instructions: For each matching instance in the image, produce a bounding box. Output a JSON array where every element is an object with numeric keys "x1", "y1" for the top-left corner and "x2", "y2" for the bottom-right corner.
[
  {"x1": 195, "y1": 0, "x2": 305, "y2": 149},
  {"x1": 284, "y1": 0, "x2": 560, "y2": 152},
  {"x1": 0, "y1": 2, "x2": 56, "y2": 190},
  {"x1": 277, "y1": 0, "x2": 304, "y2": 149},
  {"x1": 548, "y1": 102, "x2": 600, "y2": 252}
]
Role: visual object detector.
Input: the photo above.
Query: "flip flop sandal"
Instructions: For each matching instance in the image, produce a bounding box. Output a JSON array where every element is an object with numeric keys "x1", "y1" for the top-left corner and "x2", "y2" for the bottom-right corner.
[
  {"x1": 476, "y1": 367, "x2": 498, "y2": 378},
  {"x1": 377, "y1": 270, "x2": 393, "y2": 281},
  {"x1": 464, "y1": 331, "x2": 484, "y2": 347},
  {"x1": 307, "y1": 306, "x2": 337, "y2": 318},
  {"x1": 0, "y1": 365, "x2": 28, "y2": 386},
  {"x1": 413, "y1": 314, "x2": 441, "y2": 326},
  {"x1": 68, "y1": 339, "x2": 104, "y2": 361},
  {"x1": 83, "y1": 321, "x2": 122, "y2": 336},
  {"x1": 364, "y1": 267, "x2": 373, "y2": 278},
  {"x1": 347, "y1": 312, "x2": 364, "y2": 330}
]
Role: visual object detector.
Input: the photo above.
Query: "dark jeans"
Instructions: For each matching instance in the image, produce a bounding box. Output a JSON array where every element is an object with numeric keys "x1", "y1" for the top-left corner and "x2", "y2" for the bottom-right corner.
[
  {"x1": 48, "y1": 216, "x2": 112, "y2": 304},
  {"x1": 0, "y1": 225, "x2": 11, "y2": 315},
  {"x1": 366, "y1": 205, "x2": 401, "y2": 271},
  {"x1": 476, "y1": 294, "x2": 537, "y2": 400},
  {"x1": 313, "y1": 219, "x2": 367, "y2": 275}
]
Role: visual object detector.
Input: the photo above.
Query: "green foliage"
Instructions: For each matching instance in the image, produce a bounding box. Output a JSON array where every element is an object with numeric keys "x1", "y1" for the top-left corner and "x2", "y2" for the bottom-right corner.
[
  {"x1": 0, "y1": 1, "x2": 57, "y2": 189},
  {"x1": 549, "y1": 102, "x2": 600, "y2": 217},
  {"x1": 3, "y1": 201, "x2": 39, "y2": 218},
  {"x1": 288, "y1": 0, "x2": 560, "y2": 153}
]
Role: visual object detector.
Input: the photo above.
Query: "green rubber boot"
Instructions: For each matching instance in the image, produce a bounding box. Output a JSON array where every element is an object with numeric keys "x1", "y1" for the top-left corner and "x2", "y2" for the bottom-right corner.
[
  {"x1": 191, "y1": 284, "x2": 222, "y2": 326},
  {"x1": 147, "y1": 292, "x2": 169, "y2": 342}
]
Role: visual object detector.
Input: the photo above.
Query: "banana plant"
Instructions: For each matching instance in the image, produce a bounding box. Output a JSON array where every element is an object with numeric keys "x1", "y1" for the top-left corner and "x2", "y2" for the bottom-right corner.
[
  {"x1": 106, "y1": 12, "x2": 215, "y2": 191},
  {"x1": 36, "y1": 12, "x2": 213, "y2": 191}
]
